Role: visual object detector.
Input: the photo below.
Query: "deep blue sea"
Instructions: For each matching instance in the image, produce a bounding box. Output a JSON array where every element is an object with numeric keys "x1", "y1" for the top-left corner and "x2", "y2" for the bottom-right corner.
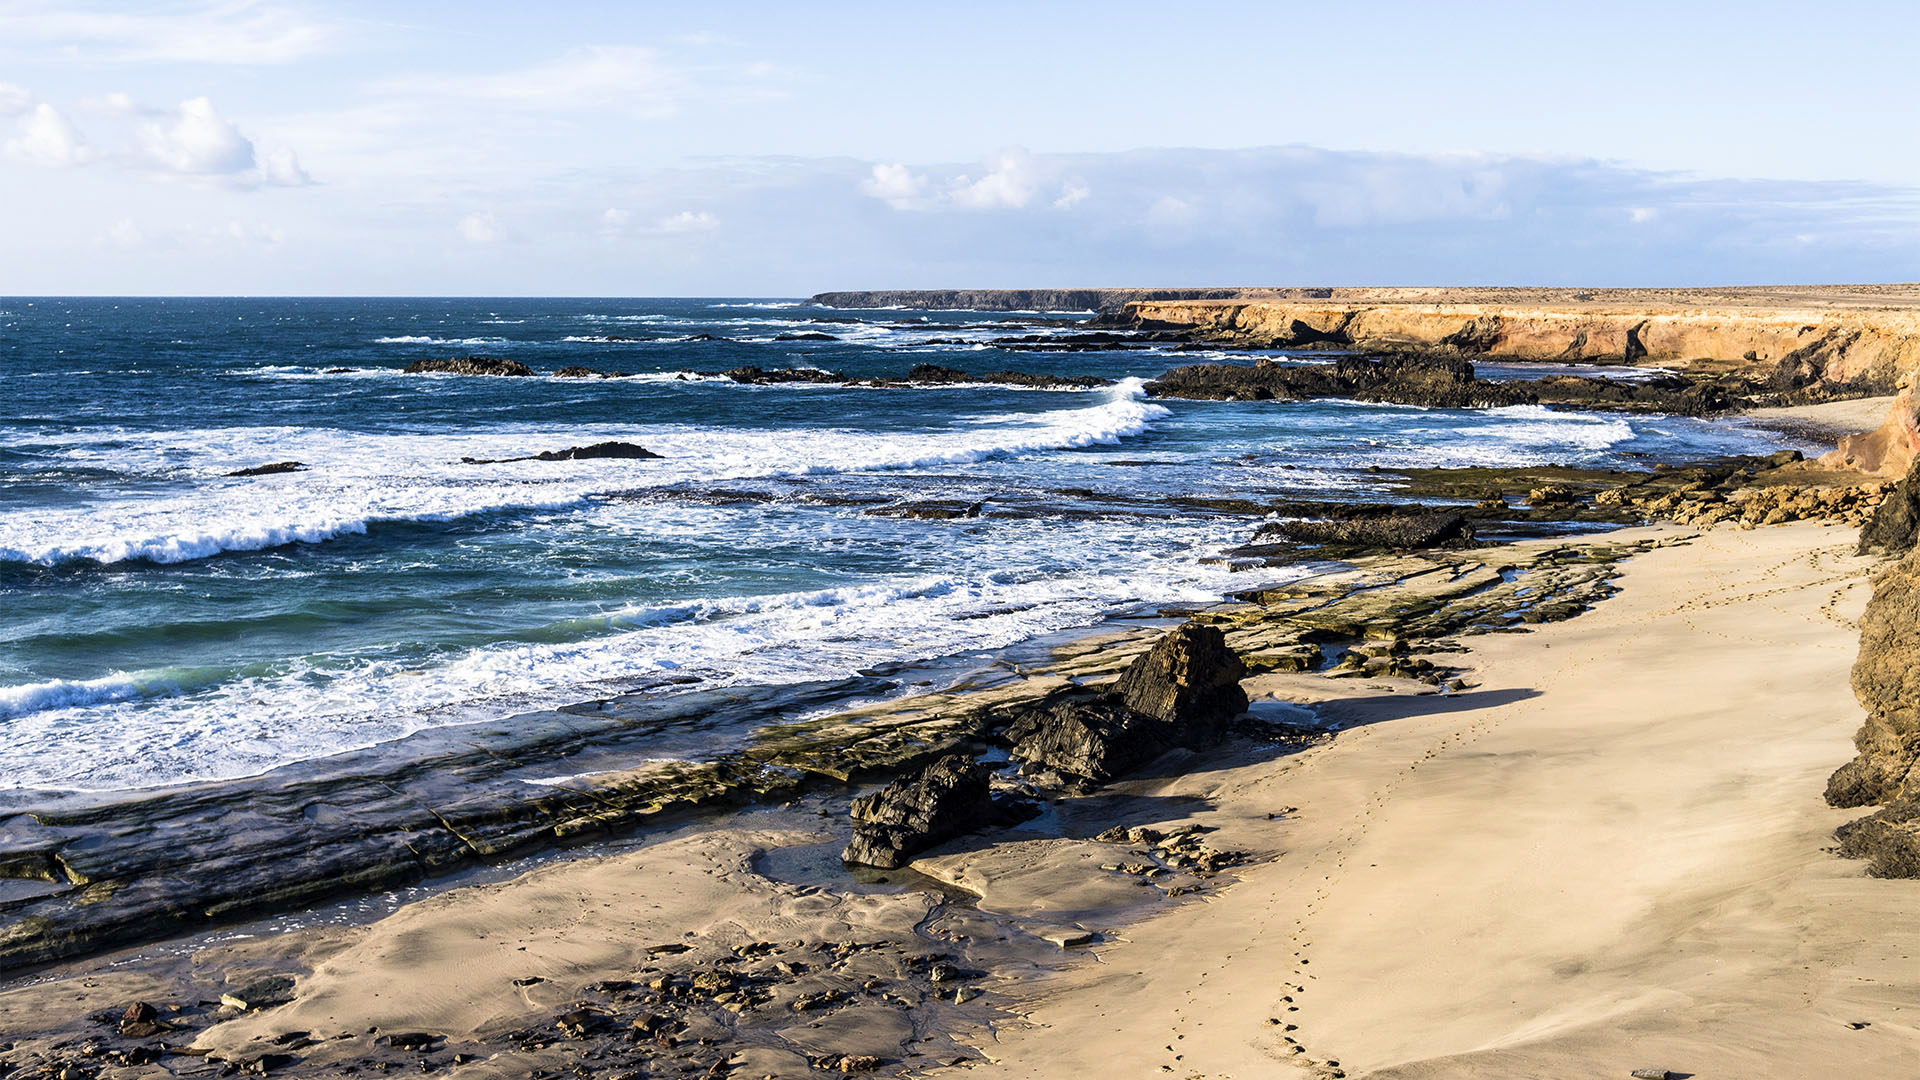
[{"x1": 0, "y1": 298, "x2": 1799, "y2": 792}]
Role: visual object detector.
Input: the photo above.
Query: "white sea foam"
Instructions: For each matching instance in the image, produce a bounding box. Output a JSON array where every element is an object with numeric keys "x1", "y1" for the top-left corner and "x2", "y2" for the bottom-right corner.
[
  {"x1": 0, "y1": 512, "x2": 1293, "y2": 791},
  {"x1": 373, "y1": 335, "x2": 509, "y2": 345},
  {"x1": 0, "y1": 381, "x2": 1168, "y2": 567}
]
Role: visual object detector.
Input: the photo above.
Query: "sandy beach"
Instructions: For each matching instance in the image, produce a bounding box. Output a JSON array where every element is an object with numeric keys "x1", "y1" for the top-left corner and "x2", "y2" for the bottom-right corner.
[{"x1": 981, "y1": 522, "x2": 1920, "y2": 1078}]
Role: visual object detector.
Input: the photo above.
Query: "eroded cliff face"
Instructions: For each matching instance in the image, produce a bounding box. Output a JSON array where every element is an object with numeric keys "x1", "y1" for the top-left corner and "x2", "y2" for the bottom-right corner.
[{"x1": 1828, "y1": 462, "x2": 1920, "y2": 877}]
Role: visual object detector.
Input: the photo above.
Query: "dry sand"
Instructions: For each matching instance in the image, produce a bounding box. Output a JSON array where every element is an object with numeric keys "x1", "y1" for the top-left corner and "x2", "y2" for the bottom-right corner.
[
  {"x1": 978, "y1": 522, "x2": 1920, "y2": 1078},
  {"x1": 1742, "y1": 396, "x2": 1900, "y2": 440}
]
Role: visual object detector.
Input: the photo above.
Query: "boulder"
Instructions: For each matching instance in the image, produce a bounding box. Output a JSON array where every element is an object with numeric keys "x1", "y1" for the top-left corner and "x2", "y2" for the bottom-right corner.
[
  {"x1": 1008, "y1": 624, "x2": 1250, "y2": 782},
  {"x1": 1113, "y1": 623, "x2": 1250, "y2": 736},
  {"x1": 842, "y1": 755, "x2": 998, "y2": 869},
  {"x1": 402, "y1": 356, "x2": 535, "y2": 377}
]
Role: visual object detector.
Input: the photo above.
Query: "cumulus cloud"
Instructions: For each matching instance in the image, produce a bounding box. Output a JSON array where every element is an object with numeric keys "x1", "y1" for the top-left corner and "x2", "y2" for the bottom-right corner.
[
  {"x1": 457, "y1": 212, "x2": 500, "y2": 245},
  {"x1": 1053, "y1": 182, "x2": 1091, "y2": 209},
  {"x1": 6, "y1": 103, "x2": 91, "y2": 166},
  {"x1": 949, "y1": 149, "x2": 1039, "y2": 210},
  {"x1": 861, "y1": 163, "x2": 925, "y2": 209},
  {"x1": 258, "y1": 146, "x2": 312, "y2": 186},
  {"x1": 658, "y1": 210, "x2": 718, "y2": 232},
  {"x1": 141, "y1": 97, "x2": 255, "y2": 174}
]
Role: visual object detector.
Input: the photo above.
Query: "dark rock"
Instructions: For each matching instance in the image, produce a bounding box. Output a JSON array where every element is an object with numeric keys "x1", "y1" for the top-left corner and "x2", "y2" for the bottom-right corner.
[
  {"x1": 772, "y1": 332, "x2": 838, "y2": 342},
  {"x1": 842, "y1": 755, "x2": 997, "y2": 869},
  {"x1": 401, "y1": 356, "x2": 535, "y2": 377},
  {"x1": 1114, "y1": 623, "x2": 1249, "y2": 735},
  {"x1": 460, "y1": 442, "x2": 661, "y2": 465},
  {"x1": 1008, "y1": 624, "x2": 1249, "y2": 782},
  {"x1": 534, "y1": 442, "x2": 661, "y2": 462},
  {"x1": 895, "y1": 363, "x2": 1111, "y2": 390},
  {"x1": 220, "y1": 975, "x2": 295, "y2": 1012},
  {"x1": 865, "y1": 500, "x2": 983, "y2": 520},
  {"x1": 380, "y1": 1033, "x2": 439, "y2": 1051},
  {"x1": 1146, "y1": 354, "x2": 1523, "y2": 408},
  {"x1": 227, "y1": 462, "x2": 305, "y2": 477},
  {"x1": 1262, "y1": 512, "x2": 1473, "y2": 552},
  {"x1": 553, "y1": 366, "x2": 607, "y2": 378},
  {"x1": 1858, "y1": 457, "x2": 1920, "y2": 555},
  {"x1": 121, "y1": 1002, "x2": 157, "y2": 1024},
  {"x1": 1828, "y1": 542, "x2": 1920, "y2": 876},
  {"x1": 718, "y1": 366, "x2": 845, "y2": 384},
  {"x1": 1629, "y1": 1070, "x2": 1676, "y2": 1080},
  {"x1": 1006, "y1": 697, "x2": 1180, "y2": 783}
]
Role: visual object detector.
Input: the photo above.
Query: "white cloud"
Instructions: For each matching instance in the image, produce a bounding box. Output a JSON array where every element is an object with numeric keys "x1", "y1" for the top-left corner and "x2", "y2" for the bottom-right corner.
[
  {"x1": 658, "y1": 210, "x2": 718, "y2": 232},
  {"x1": 600, "y1": 208, "x2": 632, "y2": 236},
  {"x1": 861, "y1": 163, "x2": 925, "y2": 209},
  {"x1": 457, "y1": 212, "x2": 499, "y2": 245},
  {"x1": 1144, "y1": 194, "x2": 1198, "y2": 226},
  {"x1": 1054, "y1": 181, "x2": 1091, "y2": 209},
  {"x1": 258, "y1": 146, "x2": 312, "y2": 186},
  {"x1": 6, "y1": 103, "x2": 91, "y2": 166},
  {"x1": 221, "y1": 220, "x2": 284, "y2": 245},
  {"x1": 141, "y1": 97, "x2": 256, "y2": 175},
  {"x1": 0, "y1": 2, "x2": 336, "y2": 65},
  {"x1": 0, "y1": 83, "x2": 31, "y2": 116},
  {"x1": 1629, "y1": 206, "x2": 1658, "y2": 223},
  {"x1": 949, "y1": 148, "x2": 1038, "y2": 210}
]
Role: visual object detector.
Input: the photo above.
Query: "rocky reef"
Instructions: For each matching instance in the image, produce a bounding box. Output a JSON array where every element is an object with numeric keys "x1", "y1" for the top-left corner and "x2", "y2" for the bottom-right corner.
[
  {"x1": 806, "y1": 288, "x2": 1285, "y2": 313},
  {"x1": 1827, "y1": 460, "x2": 1920, "y2": 877},
  {"x1": 401, "y1": 356, "x2": 535, "y2": 377}
]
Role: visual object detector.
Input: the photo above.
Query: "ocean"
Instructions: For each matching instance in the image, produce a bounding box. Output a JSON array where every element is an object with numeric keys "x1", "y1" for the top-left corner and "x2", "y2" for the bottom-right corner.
[{"x1": 0, "y1": 297, "x2": 1797, "y2": 793}]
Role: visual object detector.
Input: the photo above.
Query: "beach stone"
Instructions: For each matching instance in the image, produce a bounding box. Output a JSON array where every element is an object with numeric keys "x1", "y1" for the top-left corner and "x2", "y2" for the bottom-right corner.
[
  {"x1": 220, "y1": 974, "x2": 295, "y2": 1012},
  {"x1": 842, "y1": 755, "x2": 997, "y2": 869},
  {"x1": 401, "y1": 356, "x2": 534, "y2": 376},
  {"x1": 1629, "y1": 1069, "x2": 1675, "y2": 1080}
]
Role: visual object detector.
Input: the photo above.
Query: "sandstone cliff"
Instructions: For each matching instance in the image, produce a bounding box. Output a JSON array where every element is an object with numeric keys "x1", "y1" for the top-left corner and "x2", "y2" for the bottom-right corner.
[{"x1": 807, "y1": 287, "x2": 1297, "y2": 312}]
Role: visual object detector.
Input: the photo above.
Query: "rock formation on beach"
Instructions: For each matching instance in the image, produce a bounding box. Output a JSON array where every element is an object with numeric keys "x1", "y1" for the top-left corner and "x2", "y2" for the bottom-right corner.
[
  {"x1": 842, "y1": 755, "x2": 1002, "y2": 869},
  {"x1": 1828, "y1": 459, "x2": 1920, "y2": 876},
  {"x1": 1008, "y1": 623, "x2": 1250, "y2": 783},
  {"x1": 402, "y1": 356, "x2": 535, "y2": 377}
]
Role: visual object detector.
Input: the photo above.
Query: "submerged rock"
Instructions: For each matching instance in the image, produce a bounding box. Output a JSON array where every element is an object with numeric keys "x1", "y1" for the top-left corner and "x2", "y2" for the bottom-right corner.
[
  {"x1": 865, "y1": 500, "x2": 983, "y2": 520},
  {"x1": 719, "y1": 365, "x2": 846, "y2": 384},
  {"x1": 896, "y1": 363, "x2": 1111, "y2": 390},
  {"x1": 842, "y1": 755, "x2": 998, "y2": 869},
  {"x1": 402, "y1": 356, "x2": 535, "y2": 377},
  {"x1": 226, "y1": 461, "x2": 306, "y2": 477},
  {"x1": 1008, "y1": 624, "x2": 1249, "y2": 782}
]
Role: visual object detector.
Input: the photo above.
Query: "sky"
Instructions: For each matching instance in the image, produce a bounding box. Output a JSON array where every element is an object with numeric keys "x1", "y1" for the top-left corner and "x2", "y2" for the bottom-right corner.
[{"x1": 2, "y1": 0, "x2": 1918, "y2": 295}]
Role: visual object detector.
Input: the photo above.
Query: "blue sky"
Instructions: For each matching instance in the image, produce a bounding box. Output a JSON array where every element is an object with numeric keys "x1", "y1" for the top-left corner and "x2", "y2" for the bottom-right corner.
[{"x1": 2, "y1": 0, "x2": 1917, "y2": 294}]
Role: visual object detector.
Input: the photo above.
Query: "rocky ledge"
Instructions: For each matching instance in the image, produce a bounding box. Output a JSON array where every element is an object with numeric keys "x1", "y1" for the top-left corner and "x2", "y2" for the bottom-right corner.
[{"x1": 1825, "y1": 458, "x2": 1920, "y2": 876}]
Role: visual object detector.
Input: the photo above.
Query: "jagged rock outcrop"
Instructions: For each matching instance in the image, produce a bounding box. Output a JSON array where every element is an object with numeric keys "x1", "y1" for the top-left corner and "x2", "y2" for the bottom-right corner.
[
  {"x1": 719, "y1": 366, "x2": 845, "y2": 385},
  {"x1": 1826, "y1": 532, "x2": 1920, "y2": 876},
  {"x1": 1008, "y1": 624, "x2": 1249, "y2": 782},
  {"x1": 842, "y1": 755, "x2": 999, "y2": 869},
  {"x1": 896, "y1": 363, "x2": 1110, "y2": 389},
  {"x1": 402, "y1": 356, "x2": 536, "y2": 377},
  {"x1": 1857, "y1": 457, "x2": 1920, "y2": 555}
]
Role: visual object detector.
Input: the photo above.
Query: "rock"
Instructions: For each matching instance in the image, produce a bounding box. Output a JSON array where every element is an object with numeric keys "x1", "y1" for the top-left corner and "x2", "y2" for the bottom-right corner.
[
  {"x1": 895, "y1": 363, "x2": 1110, "y2": 390},
  {"x1": 1146, "y1": 353, "x2": 1523, "y2": 408},
  {"x1": 534, "y1": 441, "x2": 661, "y2": 461},
  {"x1": 772, "y1": 332, "x2": 838, "y2": 342},
  {"x1": 1630, "y1": 1070, "x2": 1675, "y2": 1080},
  {"x1": 1008, "y1": 624, "x2": 1249, "y2": 782},
  {"x1": 1527, "y1": 485, "x2": 1575, "y2": 506},
  {"x1": 1264, "y1": 512, "x2": 1473, "y2": 551},
  {"x1": 381, "y1": 1032, "x2": 439, "y2": 1051},
  {"x1": 1827, "y1": 535, "x2": 1920, "y2": 876},
  {"x1": 1039, "y1": 928, "x2": 1096, "y2": 948},
  {"x1": 865, "y1": 500, "x2": 983, "y2": 520},
  {"x1": 401, "y1": 356, "x2": 535, "y2": 377},
  {"x1": 1858, "y1": 457, "x2": 1920, "y2": 555},
  {"x1": 227, "y1": 462, "x2": 305, "y2": 477},
  {"x1": 1113, "y1": 623, "x2": 1250, "y2": 735},
  {"x1": 553, "y1": 366, "x2": 607, "y2": 378},
  {"x1": 220, "y1": 974, "x2": 295, "y2": 1012},
  {"x1": 718, "y1": 365, "x2": 846, "y2": 385},
  {"x1": 842, "y1": 755, "x2": 998, "y2": 869},
  {"x1": 1006, "y1": 697, "x2": 1183, "y2": 783}
]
